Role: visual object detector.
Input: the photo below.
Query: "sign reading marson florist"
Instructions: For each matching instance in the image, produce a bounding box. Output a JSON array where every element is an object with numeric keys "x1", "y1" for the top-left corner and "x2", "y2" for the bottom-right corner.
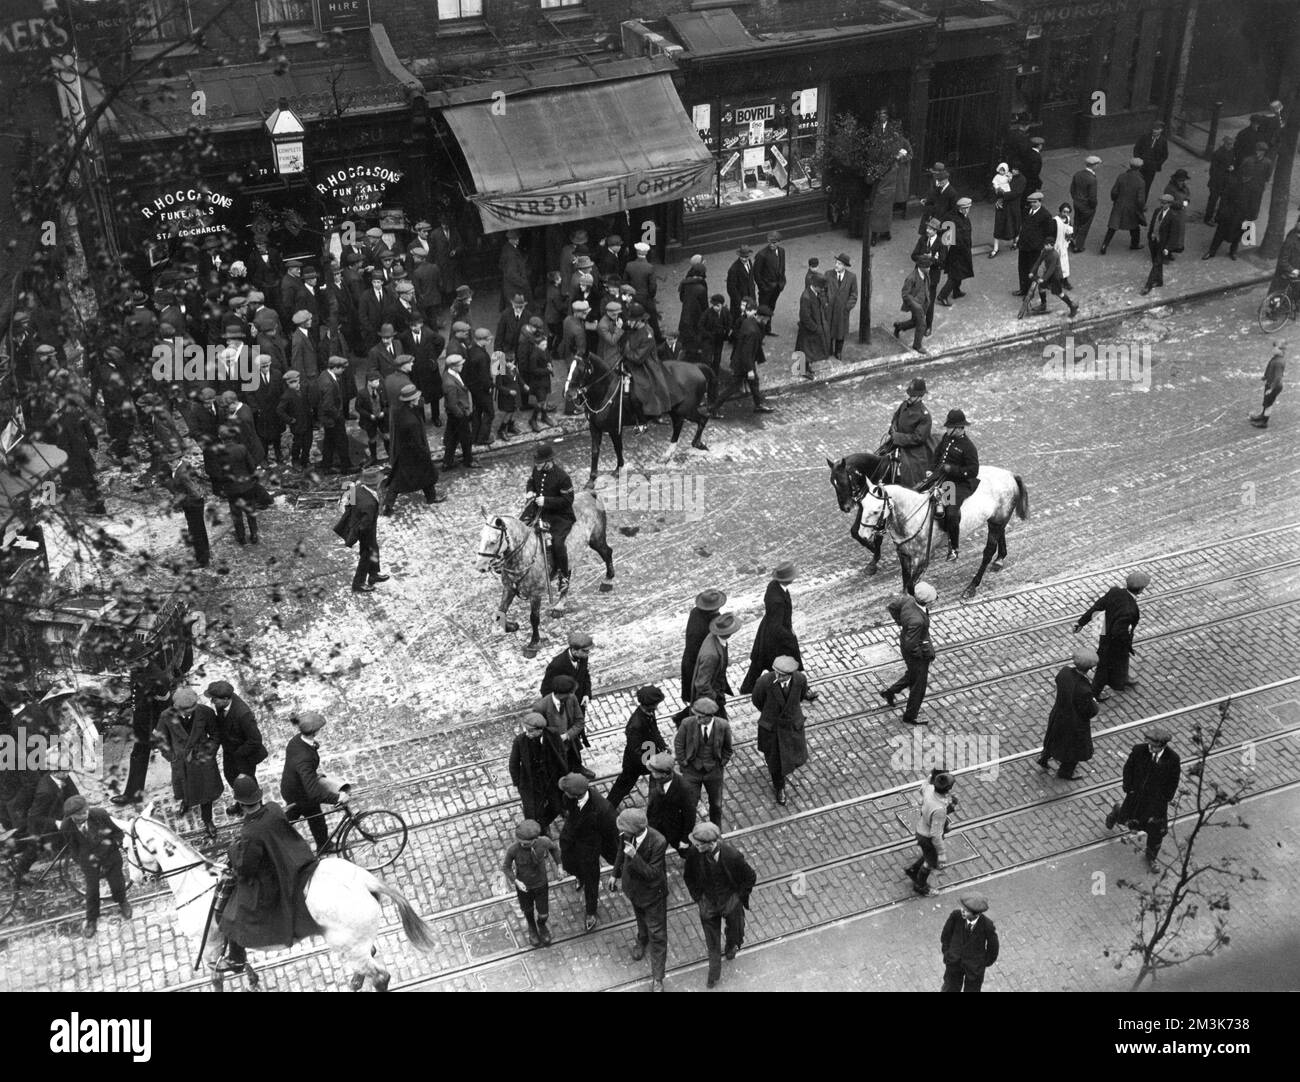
[{"x1": 471, "y1": 160, "x2": 714, "y2": 234}]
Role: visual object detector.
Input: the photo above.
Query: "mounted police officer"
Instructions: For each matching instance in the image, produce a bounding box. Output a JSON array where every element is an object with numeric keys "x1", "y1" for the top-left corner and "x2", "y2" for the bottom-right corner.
[
  {"x1": 920, "y1": 409, "x2": 980, "y2": 560},
  {"x1": 876, "y1": 377, "x2": 934, "y2": 486},
  {"x1": 213, "y1": 775, "x2": 320, "y2": 975},
  {"x1": 522, "y1": 444, "x2": 576, "y2": 595}
]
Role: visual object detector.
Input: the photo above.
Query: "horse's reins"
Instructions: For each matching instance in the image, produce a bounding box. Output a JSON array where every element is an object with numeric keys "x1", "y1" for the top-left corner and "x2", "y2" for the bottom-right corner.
[
  {"x1": 572, "y1": 356, "x2": 628, "y2": 418},
  {"x1": 864, "y1": 483, "x2": 938, "y2": 548},
  {"x1": 478, "y1": 518, "x2": 539, "y2": 590}
]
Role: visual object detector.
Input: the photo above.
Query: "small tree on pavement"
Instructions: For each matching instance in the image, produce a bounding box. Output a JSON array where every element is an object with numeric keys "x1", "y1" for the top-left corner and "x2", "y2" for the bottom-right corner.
[
  {"x1": 1109, "y1": 699, "x2": 1262, "y2": 990},
  {"x1": 818, "y1": 113, "x2": 912, "y2": 343},
  {"x1": 1249, "y1": 3, "x2": 1300, "y2": 260}
]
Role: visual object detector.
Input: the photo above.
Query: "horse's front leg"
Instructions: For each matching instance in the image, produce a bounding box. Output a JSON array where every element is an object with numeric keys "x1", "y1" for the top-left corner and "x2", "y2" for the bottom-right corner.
[
  {"x1": 662, "y1": 412, "x2": 684, "y2": 463},
  {"x1": 522, "y1": 596, "x2": 542, "y2": 658},
  {"x1": 611, "y1": 428, "x2": 625, "y2": 475},
  {"x1": 899, "y1": 552, "x2": 913, "y2": 595},
  {"x1": 495, "y1": 583, "x2": 520, "y2": 634},
  {"x1": 588, "y1": 426, "x2": 602, "y2": 488}
]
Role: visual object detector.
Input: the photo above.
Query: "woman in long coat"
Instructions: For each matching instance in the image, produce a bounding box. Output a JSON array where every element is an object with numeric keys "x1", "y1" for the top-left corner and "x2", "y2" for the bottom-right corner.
[
  {"x1": 1038, "y1": 650, "x2": 1100, "y2": 780},
  {"x1": 1106, "y1": 161, "x2": 1148, "y2": 235},
  {"x1": 991, "y1": 164, "x2": 1022, "y2": 255},
  {"x1": 741, "y1": 568, "x2": 802, "y2": 694},
  {"x1": 155, "y1": 692, "x2": 223, "y2": 834},
  {"x1": 677, "y1": 264, "x2": 709, "y2": 362},
  {"x1": 385, "y1": 390, "x2": 440, "y2": 502},
  {"x1": 751, "y1": 657, "x2": 816, "y2": 804},
  {"x1": 1161, "y1": 169, "x2": 1191, "y2": 255},
  {"x1": 794, "y1": 274, "x2": 830, "y2": 364}
]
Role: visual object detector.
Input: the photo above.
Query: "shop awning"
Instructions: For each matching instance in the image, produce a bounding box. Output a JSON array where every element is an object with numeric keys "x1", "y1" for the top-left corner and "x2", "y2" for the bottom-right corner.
[{"x1": 441, "y1": 73, "x2": 714, "y2": 234}]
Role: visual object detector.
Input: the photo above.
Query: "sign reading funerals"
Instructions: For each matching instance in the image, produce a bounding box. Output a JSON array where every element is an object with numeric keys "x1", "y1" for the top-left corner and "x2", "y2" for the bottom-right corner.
[
  {"x1": 318, "y1": 0, "x2": 372, "y2": 32},
  {"x1": 139, "y1": 186, "x2": 236, "y2": 240},
  {"x1": 470, "y1": 161, "x2": 715, "y2": 234},
  {"x1": 315, "y1": 162, "x2": 404, "y2": 216}
]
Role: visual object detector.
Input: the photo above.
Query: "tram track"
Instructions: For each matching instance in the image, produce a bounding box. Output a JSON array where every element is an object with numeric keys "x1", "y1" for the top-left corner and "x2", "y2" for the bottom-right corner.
[
  {"x1": 3, "y1": 556, "x2": 1297, "y2": 946},
  {"x1": 147, "y1": 680, "x2": 1298, "y2": 992}
]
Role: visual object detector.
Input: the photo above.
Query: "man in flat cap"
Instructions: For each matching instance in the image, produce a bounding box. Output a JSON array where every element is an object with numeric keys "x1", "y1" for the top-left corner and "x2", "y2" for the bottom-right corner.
[
  {"x1": 624, "y1": 241, "x2": 663, "y2": 344},
  {"x1": 726, "y1": 245, "x2": 757, "y2": 332},
  {"x1": 1075, "y1": 571, "x2": 1149, "y2": 699},
  {"x1": 608, "y1": 686, "x2": 667, "y2": 808},
  {"x1": 753, "y1": 231, "x2": 787, "y2": 335},
  {"x1": 937, "y1": 197, "x2": 974, "y2": 307},
  {"x1": 1015, "y1": 191, "x2": 1056, "y2": 299},
  {"x1": 542, "y1": 630, "x2": 594, "y2": 709},
  {"x1": 911, "y1": 218, "x2": 944, "y2": 330},
  {"x1": 940, "y1": 894, "x2": 999, "y2": 991},
  {"x1": 1140, "y1": 193, "x2": 1175, "y2": 296},
  {"x1": 826, "y1": 253, "x2": 858, "y2": 360},
  {"x1": 156, "y1": 687, "x2": 222, "y2": 839},
  {"x1": 312, "y1": 355, "x2": 357, "y2": 474},
  {"x1": 751, "y1": 655, "x2": 817, "y2": 805},
  {"x1": 1108, "y1": 725, "x2": 1181, "y2": 866},
  {"x1": 684, "y1": 822, "x2": 756, "y2": 988},
  {"x1": 1038, "y1": 648, "x2": 1100, "y2": 781},
  {"x1": 709, "y1": 299, "x2": 774, "y2": 418},
  {"x1": 440, "y1": 353, "x2": 476, "y2": 470},
  {"x1": 215, "y1": 775, "x2": 320, "y2": 974},
  {"x1": 893, "y1": 256, "x2": 931, "y2": 355},
  {"x1": 608, "y1": 807, "x2": 669, "y2": 990},
  {"x1": 1070, "y1": 155, "x2": 1102, "y2": 251},
  {"x1": 1101, "y1": 158, "x2": 1147, "y2": 255},
  {"x1": 509, "y1": 713, "x2": 567, "y2": 833},
  {"x1": 882, "y1": 582, "x2": 938, "y2": 725},
  {"x1": 646, "y1": 752, "x2": 696, "y2": 857},
  {"x1": 692, "y1": 612, "x2": 740, "y2": 719},
  {"x1": 502, "y1": 818, "x2": 560, "y2": 946},
  {"x1": 60, "y1": 795, "x2": 131, "y2": 938},
  {"x1": 205, "y1": 680, "x2": 267, "y2": 807},
  {"x1": 532, "y1": 673, "x2": 590, "y2": 776},
  {"x1": 675, "y1": 697, "x2": 733, "y2": 826},
  {"x1": 558, "y1": 773, "x2": 618, "y2": 931},
  {"x1": 281, "y1": 711, "x2": 349, "y2": 853}
]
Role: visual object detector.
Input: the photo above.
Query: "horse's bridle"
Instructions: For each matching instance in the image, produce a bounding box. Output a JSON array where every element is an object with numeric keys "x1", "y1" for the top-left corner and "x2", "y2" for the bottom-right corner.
[
  {"x1": 863, "y1": 482, "x2": 935, "y2": 547},
  {"x1": 570, "y1": 355, "x2": 626, "y2": 417},
  {"x1": 479, "y1": 518, "x2": 537, "y2": 588},
  {"x1": 128, "y1": 817, "x2": 223, "y2": 910}
]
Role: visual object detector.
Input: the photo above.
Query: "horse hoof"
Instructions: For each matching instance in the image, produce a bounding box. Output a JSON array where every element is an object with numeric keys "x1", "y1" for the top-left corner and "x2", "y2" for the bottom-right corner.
[
  {"x1": 961, "y1": 587, "x2": 977, "y2": 600},
  {"x1": 374, "y1": 973, "x2": 392, "y2": 992},
  {"x1": 523, "y1": 644, "x2": 540, "y2": 659},
  {"x1": 584, "y1": 477, "x2": 597, "y2": 490},
  {"x1": 503, "y1": 620, "x2": 520, "y2": 634},
  {"x1": 865, "y1": 563, "x2": 879, "y2": 576},
  {"x1": 549, "y1": 608, "x2": 565, "y2": 619},
  {"x1": 349, "y1": 973, "x2": 366, "y2": 992},
  {"x1": 598, "y1": 581, "x2": 614, "y2": 593},
  {"x1": 990, "y1": 561, "x2": 1005, "y2": 572}
]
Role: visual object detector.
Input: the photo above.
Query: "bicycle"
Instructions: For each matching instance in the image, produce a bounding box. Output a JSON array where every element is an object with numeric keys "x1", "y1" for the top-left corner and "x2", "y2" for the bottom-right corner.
[
  {"x1": 1257, "y1": 273, "x2": 1300, "y2": 332},
  {"x1": 314, "y1": 803, "x2": 408, "y2": 873},
  {"x1": 0, "y1": 838, "x2": 88, "y2": 925}
]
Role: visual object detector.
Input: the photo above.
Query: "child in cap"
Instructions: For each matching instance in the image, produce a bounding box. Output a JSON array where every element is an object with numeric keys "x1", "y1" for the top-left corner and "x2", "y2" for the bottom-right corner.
[
  {"x1": 493, "y1": 350, "x2": 520, "y2": 441},
  {"x1": 501, "y1": 819, "x2": 560, "y2": 946}
]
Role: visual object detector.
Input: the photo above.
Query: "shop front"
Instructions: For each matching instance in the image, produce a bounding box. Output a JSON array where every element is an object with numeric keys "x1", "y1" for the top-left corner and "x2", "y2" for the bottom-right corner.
[
  {"x1": 1004, "y1": 0, "x2": 1187, "y2": 148},
  {"x1": 659, "y1": 6, "x2": 935, "y2": 248}
]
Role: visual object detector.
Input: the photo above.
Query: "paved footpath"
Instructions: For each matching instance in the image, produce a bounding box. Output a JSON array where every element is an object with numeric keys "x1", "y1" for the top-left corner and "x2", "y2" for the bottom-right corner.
[{"x1": 659, "y1": 785, "x2": 1300, "y2": 994}]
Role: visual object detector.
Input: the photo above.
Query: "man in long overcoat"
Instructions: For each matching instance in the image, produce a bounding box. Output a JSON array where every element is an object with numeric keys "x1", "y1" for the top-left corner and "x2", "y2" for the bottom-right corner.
[
  {"x1": 607, "y1": 807, "x2": 669, "y2": 990},
  {"x1": 877, "y1": 377, "x2": 934, "y2": 486},
  {"x1": 508, "y1": 712, "x2": 567, "y2": 832},
  {"x1": 1107, "y1": 725, "x2": 1181, "y2": 864},
  {"x1": 674, "y1": 589, "x2": 725, "y2": 724},
  {"x1": 205, "y1": 680, "x2": 268, "y2": 794},
  {"x1": 740, "y1": 561, "x2": 802, "y2": 694},
  {"x1": 691, "y1": 613, "x2": 739, "y2": 719},
  {"x1": 382, "y1": 385, "x2": 445, "y2": 514},
  {"x1": 154, "y1": 687, "x2": 222, "y2": 836},
  {"x1": 752, "y1": 232, "x2": 787, "y2": 332},
  {"x1": 725, "y1": 246, "x2": 757, "y2": 331},
  {"x1": 645, "y1": 752, "x2": 696, "y2": 856},
  {"x1": 1037, "y1": 648, "x2": 1100, "y2": 780},
  {"x1": 1069, "y1": 155, "x2": 1101, "y2": 249},
  {"x1": 751, "y1": 656, "x2": 816, "y2": 805},
  {"x1": 795, "y1": 272, "x2": 830, "y2": 366},
  {"x1": 936, "y1": 199, "x2": 974, "y2": 306},
  {"x1": 824, "y1": 254, "x2": 858, "y2": 359},
  {"x1": 557, "y1": 772, "x2": 618, "y2": 930},
  {"x1": 1133, "y1": 121, "x2": 1169, "y2": 198},
  {"x1": 1101, "y1": 158, "x2": 1148, "y2": 253},
  {"x1": 217, "y1": 776, "x2": 321, "y2": 970}
]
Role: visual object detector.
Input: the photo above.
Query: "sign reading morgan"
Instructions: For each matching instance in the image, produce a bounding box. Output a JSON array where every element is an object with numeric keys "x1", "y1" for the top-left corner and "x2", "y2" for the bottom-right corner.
[
  {"x1": 315, "y1": 163, "x2": 404, "y2": 215},
  {"x1": 471, "y1": 161, "x2": 714, "y2": 234}
]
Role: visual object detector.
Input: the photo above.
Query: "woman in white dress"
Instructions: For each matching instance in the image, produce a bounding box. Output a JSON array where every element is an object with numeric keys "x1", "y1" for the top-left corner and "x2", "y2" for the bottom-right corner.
[{"x1": 1053, "y1": 203, "x2": 1075, "y2": 289}]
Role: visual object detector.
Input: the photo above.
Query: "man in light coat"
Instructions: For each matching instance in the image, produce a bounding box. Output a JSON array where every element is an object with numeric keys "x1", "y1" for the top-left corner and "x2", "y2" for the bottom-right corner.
[{"x1": 825, "y1": 253, "x2": 858, "y2": 359}]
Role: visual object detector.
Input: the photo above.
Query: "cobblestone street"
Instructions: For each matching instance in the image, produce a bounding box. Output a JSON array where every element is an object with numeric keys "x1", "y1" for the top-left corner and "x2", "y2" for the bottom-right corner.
[{"x1": 4, "y1": 290, "x2": 1297, "y2": 994}]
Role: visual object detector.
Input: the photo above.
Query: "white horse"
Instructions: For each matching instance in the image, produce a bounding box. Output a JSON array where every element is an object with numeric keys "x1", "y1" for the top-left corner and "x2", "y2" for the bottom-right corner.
[
  {"x1": 128, "y1": 811, "x2": 434, "y2": 991},
  {"x1": 856, "y1": 467, "x2": 1030, "y2": 598}
]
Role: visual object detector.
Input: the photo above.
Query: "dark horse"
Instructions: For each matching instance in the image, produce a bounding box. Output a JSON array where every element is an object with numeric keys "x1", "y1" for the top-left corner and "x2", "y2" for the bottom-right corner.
[
  {"x1": 567, "y1": 351, "x2": 712, "y2": 487},
  {"x1": 827, "y1": 452, "x2": 897, "y2": 575}
]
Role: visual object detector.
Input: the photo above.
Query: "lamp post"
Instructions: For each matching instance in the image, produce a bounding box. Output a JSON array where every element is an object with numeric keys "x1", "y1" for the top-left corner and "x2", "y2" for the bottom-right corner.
[{"x1": 265, "y1": 99, "x2": 305, "y2": 176}]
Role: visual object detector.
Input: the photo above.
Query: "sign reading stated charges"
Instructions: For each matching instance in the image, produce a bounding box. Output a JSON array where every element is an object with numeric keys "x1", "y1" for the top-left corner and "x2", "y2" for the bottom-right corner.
[
  {"x1": 470, "y1": 161, "x2": 715, "y2": 234},
  {"x1": 138, "y1": 186, "x2": 235, "y2": 240}
]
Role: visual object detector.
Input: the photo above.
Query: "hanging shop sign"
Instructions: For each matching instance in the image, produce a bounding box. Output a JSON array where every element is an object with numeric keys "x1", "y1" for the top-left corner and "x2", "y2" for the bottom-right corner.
[
  {"x1": 318, "y1": 0, "x2": 372, "y2": 32},
  {"x1": 470, "y1": 161, "x2": 714, "y2": 233},
  {"x1": 138, "y1": 186, "x2": 236, "y2": 240},
  {"x1": 314, "y1": 162, "x2": 404, "y2": 216}
]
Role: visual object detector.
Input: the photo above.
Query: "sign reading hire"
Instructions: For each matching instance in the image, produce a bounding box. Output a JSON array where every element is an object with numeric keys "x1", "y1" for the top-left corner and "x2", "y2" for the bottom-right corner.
[{"x1": 318, "y1": 0, "x2": 372, "y2": 31}]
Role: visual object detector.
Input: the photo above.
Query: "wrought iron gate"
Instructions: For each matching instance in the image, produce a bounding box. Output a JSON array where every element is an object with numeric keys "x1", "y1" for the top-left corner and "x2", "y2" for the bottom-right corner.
[{"x1": 924, "y1": 60, "x2": 1000, "y2": 199}]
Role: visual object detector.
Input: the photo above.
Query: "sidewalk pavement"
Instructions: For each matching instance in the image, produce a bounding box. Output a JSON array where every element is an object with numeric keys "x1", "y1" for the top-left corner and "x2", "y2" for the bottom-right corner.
[
  {"x1": 656, "y1": 784, "x2": 1300, "y2": 993},
  {"x1": 462, "y1": 128, "x2": 1288, "y2": 458}
]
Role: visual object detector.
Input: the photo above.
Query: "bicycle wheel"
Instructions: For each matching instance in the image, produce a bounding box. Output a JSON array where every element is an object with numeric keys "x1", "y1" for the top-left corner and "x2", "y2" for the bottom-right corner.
[
  {"x1": 1258, "y1": 291, "x2": 1292, "y2": 333},
  {"x1": 340, "y1": 810, "x2": 408, "y2": 872},
  {"x1": 58, "y1": 852, "x2": 87, "y2": 899}
]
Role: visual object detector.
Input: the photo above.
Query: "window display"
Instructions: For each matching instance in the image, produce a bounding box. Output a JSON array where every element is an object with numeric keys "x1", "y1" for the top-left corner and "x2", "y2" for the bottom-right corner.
[{"x1": 685, "y1": 87, "x2": 825, "y2": 214}]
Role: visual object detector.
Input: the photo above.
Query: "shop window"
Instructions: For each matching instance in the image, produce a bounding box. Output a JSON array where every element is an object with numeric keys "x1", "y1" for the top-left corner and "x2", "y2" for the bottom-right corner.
[
  {"x1": 1043, "y1": 35, "x2": 1089, "y2": 108},
  {"x1": 439, "y1": 0, "x2": 484, "y2": 19},
  {"x1": 685, "y1": 88, "x2": 823, "y2": 214},
  {"x1": 257, "y1": 0, "x2": 315, "y2": 29},
  {"x1": 134, "y1": 0, "x2": 191, "y2": 42},
  {"x1": 540, "y1": 0, "x2": 582, "y2": 8}
]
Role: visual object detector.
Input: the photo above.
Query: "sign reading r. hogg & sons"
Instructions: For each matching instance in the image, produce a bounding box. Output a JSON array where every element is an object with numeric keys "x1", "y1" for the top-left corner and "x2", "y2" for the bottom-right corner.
[
  {"x1": 139, "y1": 186, "x2": 236, "y2": 240},
  {"x1": 315, "y1": 162, "x2": 404, "y2": 216}
]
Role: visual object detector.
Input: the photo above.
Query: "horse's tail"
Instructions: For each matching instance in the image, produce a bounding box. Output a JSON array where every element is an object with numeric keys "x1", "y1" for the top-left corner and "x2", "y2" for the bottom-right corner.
[
  {"x1": 369, "y1": 878, "x2": 436, "y2": 953},
  {"x1": 1013, "y1": 475, "x2": 1030, "y2": 521}
]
